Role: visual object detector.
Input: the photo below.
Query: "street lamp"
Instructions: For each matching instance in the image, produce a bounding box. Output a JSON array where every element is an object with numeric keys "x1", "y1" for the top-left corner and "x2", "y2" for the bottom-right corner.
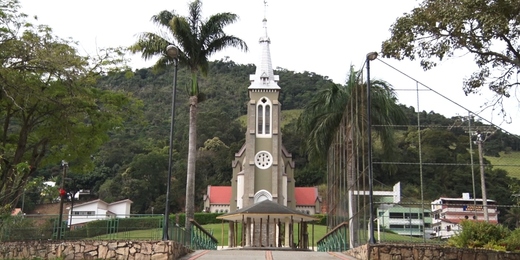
[
  {"x1": 163, "y1": 45, "x2": 179, "y2": 240},
  {"x1": 65, "y1": 177, "x2": 76, "y2": 229},
  {"x1": 366, "y1": 51, "x2": 378, "y2": 244},
  {"x1": 57, "y1": 160, "x2": 68, "y2": 240}
]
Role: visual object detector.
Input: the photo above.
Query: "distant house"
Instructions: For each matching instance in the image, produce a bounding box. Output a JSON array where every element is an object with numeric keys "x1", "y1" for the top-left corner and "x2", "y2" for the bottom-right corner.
[
  {"x1": 203, "y1": 186, "x2": 232, "y2": 214},
  {"x1": 67, "y1": 199, "x2": 132, "y2": 229},
  {"x1": 203, "y1": 185, "x2": 321, "y2": 215},
  {"x1": 431, "y1": 193, "x2": 498, "y2": 239},
  {"x1": 294, "y1": 187, "x2": 322, "y2": 215}
]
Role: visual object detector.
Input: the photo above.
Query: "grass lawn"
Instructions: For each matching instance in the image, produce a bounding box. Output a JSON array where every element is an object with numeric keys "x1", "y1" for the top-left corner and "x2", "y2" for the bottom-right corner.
[
  {"x1": 486, "y1": 151, "x2": 520, "y2": 179},
  {"x1": 202, "y1": 223, "x2": 430, "y2": 247},
  {"x1": 202, "y1": 223, "x2": 328, "y2": 247},
  {"x1": 88, "y1": 224, "x2": 436, "y2": 246}
]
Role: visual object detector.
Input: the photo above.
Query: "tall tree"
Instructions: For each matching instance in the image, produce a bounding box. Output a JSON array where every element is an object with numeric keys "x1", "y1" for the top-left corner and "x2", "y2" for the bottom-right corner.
[
  {"x1": 129, "y1": 0, "x2": 248, "y2": 233},
  {"x1": 381, "y1": 0, "x2": 520, "y2": 103},
  {"x1": 298, "y1": 66, "x2": 406, "y2": 244},
  {"x1": 0, "y1": 0, "x2": 137, "y2": 209}
]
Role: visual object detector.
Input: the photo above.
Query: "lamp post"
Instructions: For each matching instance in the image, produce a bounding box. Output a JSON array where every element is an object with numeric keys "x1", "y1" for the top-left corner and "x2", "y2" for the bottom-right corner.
[
  {"x1": 163, "y1": 45, "x2": 179, "y2": 240},
  {"x1": 366, "y1": 51, "x2": 378, "y2": 244},
  {"x1": 57, "y1": 160, "x2": 68, "y2": 240},
  {"x1": 65, "y1": 177, "x2": 76, "y2": 229}
]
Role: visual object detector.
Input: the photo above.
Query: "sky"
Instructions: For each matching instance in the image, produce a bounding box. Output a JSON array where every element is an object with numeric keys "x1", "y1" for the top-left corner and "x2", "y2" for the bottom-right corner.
[{"x1": 19, "y1": 0, "x2": 520, "y2": 135}]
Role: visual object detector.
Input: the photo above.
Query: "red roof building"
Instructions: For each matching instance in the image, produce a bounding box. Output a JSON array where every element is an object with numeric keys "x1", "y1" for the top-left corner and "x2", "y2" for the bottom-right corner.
[{"x1": 204, "y1": 185, "x2": 321, "y2": 214}]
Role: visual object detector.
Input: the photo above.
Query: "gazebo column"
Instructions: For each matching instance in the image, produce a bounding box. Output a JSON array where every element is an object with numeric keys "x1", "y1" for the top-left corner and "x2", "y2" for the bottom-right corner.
[
  {"x1": 290, "y1": 216, "x2": 294, "y2": 248},
  {"x1": 241, "y1": 215, "x2": 245, "y2": 247},
  {"x1": 228, "y1": 221, "x2": 234, "y2": 247},
  {"x1": 259, "y1": 218, "x2": 263, "y2": 247},
  {"x1": 278, "y1": 219, "x2": 282, "y2": 247},
  {"x1": 246, "y1": 217, "x2": 251, "y2": 247},
  {"x1": 285, "y1": 219, "x2": 290, "y2": 247},
  {"x1": 252, "y1": 219, "x2": 256, "y2": 246}
]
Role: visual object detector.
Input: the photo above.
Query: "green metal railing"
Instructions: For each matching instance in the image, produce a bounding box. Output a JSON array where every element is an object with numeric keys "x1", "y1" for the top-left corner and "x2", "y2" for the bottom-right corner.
[
  {"x1": 317, "y1": 222, "x2": 349, "y2": 252},
  {"x1": 189, "y1": 219, "x2": 218, "y2": 250}
]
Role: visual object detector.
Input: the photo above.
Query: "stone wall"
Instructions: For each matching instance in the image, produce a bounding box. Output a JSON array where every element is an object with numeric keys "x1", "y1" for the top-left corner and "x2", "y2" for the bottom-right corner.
[
  {"x1": 0, "y1": 240, "x2": 192, "y2": 260},
  {"x1": 345, "y1": 243, "x2": 520, "y2": 260}
]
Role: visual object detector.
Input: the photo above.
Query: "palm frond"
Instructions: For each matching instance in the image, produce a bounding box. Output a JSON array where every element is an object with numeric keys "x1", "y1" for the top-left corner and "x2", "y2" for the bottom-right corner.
[
  {"x1": 298, "y1": 65, "x2": 406, "y2": 167},
  {"x1": 128, "y1": 32, "x2": 170, "y2": 61},
  {"x1": 151, "y1": 10, "x2": 176, "y2": 29}
]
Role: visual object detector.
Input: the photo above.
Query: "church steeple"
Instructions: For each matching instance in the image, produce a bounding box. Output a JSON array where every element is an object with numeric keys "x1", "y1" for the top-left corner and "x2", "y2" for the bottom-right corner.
[{"x1": 249, "y1": 1, "x2": 279, "y2": 89}]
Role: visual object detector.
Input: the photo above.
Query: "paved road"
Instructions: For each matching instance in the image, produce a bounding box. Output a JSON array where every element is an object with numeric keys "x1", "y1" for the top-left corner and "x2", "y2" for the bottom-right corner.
[{"x1": 179, "y1": 249, "x2": 358, "y2": 260}]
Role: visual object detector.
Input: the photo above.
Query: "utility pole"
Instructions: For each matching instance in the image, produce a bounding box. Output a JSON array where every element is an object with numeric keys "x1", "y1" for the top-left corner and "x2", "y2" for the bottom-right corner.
[
  {"x1": 463, "y1": 119, "x2": 494, "y2": 223},
  {"x1": 477, "y1": 133, "x2": 489, "y2": 222}
]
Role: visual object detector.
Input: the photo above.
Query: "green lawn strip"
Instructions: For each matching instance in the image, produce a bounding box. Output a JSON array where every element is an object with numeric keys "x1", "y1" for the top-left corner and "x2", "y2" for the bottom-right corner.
[
  {"x1": 86, "y1": 223, "x2": 436, "y2": 245},
  {"x1": 486, "y1": 151, "x2": 520, "y2": 179},
  {"x1": 201, "y1": 223, "x2": 430, "y2": 247},
  {"x1": 89, "y1": 228, "x2": 162, "y2": 240}
]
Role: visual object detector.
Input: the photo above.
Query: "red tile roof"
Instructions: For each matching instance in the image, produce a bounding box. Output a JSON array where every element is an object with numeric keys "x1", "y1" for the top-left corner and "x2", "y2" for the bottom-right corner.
[
  {"x1": 208, "y1": 186, "x2": 232, "y2": 204},
  {"x1": 295, "y1": 187, "x2": 317, "y2": 206},
  {"x1": 206, "y1": 186, "x2": 318, "y2": 206}
]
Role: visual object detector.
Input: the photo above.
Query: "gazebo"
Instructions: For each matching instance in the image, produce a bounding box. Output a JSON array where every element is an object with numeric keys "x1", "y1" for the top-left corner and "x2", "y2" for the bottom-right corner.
[{"x1": 217, "y1": 200, "x2": 318, "y2": 249}]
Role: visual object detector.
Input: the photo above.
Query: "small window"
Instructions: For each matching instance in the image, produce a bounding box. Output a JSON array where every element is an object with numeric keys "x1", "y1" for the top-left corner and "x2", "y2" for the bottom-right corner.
[
  {"x1": 265, "y1": 105, "x2": 270, "y2": 134},
  {"x1": 256, "y1": 97, "x2": 272, "y2": 137},
  {"x1": 257, "y1": 106, "x2": 263, "y2": 134}
]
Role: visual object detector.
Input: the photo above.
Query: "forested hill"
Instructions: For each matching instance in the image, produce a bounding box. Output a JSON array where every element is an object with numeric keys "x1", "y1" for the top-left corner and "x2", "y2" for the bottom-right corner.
[
  {"x1": 24, "y1": 60, "x2": 519, "y2": 216},
  {"x1": 88, "y1": 60, "x2": 336, "y2": 214}
]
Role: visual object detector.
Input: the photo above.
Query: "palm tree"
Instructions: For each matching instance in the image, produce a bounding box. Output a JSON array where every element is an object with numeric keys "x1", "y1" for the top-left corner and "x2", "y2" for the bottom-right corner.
[
  {"x1": 504, "y1": 207, "x2": 520, "y2": 228},
  {"x1": 130, "y1": 0, "x2": 248, "y2": 234},
  {"x1": 298, "y1": 65, "x2": 406, "y2": 246}
]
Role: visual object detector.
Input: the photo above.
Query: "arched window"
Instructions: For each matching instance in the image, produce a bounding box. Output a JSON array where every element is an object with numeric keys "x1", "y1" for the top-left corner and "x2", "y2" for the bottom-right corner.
[
  {"x1": 257, "y1": 97, "x2": 272, "y2": 137},
  {"x1": 254, "y1": 190, "x2": 273, "y2": 203}
]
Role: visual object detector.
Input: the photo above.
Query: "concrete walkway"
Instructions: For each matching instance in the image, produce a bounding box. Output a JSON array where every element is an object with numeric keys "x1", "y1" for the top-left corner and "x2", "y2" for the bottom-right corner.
[{"x1": 179, "y1": 249, "x2": 358, "y2": 260}]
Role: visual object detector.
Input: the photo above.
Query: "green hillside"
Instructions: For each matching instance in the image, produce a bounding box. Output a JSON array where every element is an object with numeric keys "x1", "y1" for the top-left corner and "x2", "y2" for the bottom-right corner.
[{"x1": 486, "y1": 151, "x2": 520, "y2": 179}]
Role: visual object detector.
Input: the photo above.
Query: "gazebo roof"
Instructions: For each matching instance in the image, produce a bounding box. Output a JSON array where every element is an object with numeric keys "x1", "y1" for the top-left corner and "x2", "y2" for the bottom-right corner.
[{"x1": 216, "y1": 200, "x2": 318, "y2": 222}]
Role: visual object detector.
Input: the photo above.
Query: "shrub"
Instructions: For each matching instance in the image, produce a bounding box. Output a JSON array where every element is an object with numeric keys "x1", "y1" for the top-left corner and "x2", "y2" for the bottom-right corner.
[
  {"x1": 313, "y1": 214, "x2": 327, "y2": 226},
  {"x1": 501, "y1": 228, "x2": 520, "y2": 251},
  {"x1": 448, "y1": 221, "x2": 510, "y2": 249},
  {"x1": 172, "y1": 213, "x2": 223, "y2": 226}
]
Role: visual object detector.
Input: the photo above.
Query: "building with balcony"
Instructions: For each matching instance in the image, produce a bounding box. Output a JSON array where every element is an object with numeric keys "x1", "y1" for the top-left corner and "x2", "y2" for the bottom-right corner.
[{"x1": 431, "y1": 193, "x2": 498, "y2": 239}]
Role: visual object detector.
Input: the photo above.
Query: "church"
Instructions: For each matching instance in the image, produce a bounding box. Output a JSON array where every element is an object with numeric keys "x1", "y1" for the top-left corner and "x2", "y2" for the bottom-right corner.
[
  {"x1": 203, "y1": 10, "x2": 321, "y2": 216},
  {"x1": 204, "y1": 9, "x2": 322, "y2": 249}
]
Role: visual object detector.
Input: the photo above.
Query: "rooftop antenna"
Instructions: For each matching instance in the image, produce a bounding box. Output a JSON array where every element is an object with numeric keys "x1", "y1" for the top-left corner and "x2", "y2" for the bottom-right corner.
[
  {"x1": 260, "y1": 0, "x2": 270, "y2": 42},
  {"x1": 264, "y1": 0, "x2": 268, "y2": 20}
]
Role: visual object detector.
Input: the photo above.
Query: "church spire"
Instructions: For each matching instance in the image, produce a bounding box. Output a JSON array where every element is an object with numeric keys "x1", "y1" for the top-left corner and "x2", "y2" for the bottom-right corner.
[{"x1": 249, "y1": 0, "x2": 280, "y2": 89}]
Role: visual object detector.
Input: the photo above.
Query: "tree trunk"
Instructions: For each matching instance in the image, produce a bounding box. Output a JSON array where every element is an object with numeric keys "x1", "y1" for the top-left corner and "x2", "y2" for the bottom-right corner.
[{"x1": 185, "y1": 94, "x2": 198, "y2": 239}]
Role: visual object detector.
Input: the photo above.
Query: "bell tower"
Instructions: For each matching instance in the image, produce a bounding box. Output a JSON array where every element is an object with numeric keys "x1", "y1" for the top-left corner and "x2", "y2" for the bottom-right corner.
[{"x1": 230, "y1": 4, "x2": 295, "y2": 210}]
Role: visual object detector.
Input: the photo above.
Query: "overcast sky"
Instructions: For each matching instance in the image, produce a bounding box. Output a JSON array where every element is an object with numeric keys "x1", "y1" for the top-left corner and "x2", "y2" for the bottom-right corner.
[{"x1": 19, "y1": 0, "x2": 520, "y2": 135}]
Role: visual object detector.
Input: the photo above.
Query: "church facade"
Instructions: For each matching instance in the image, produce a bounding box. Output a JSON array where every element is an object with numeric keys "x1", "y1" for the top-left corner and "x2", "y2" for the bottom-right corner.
[{"x1": 203, "y1": 15, "x2": 321, "y2": 215}]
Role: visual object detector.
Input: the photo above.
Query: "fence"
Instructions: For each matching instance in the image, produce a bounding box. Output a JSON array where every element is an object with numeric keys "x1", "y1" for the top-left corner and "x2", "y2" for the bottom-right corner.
[
  {"x1": 0, "y1": 214, "x2": 167, "y2": 241},
  {"x1": 324, "y1": 57, "x2": 520, "y2": 248},
  {"x1": 0, "y1": 214, "x2": 219, "y2": 251}
]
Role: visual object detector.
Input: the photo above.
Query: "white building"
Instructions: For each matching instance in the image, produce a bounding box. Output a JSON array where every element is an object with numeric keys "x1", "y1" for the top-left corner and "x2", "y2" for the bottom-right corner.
[
  {"x1": 431, "y1": 193, "x2": 498, "y2": 239},
  {"x1": 67, "y1": 199, "x2": 132, "y2": 229}
]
